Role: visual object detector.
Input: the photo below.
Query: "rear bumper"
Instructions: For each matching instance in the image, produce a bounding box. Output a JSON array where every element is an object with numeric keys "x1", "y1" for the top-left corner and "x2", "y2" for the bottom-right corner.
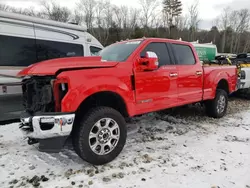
[{"x1": 20, "y1": 112, "x2": 75, "y2": 139}]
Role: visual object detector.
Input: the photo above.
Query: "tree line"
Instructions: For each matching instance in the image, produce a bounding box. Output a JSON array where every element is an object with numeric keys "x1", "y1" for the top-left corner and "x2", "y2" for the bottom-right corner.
[{"x1": 1, "y1": 0, "x2": 250, "y2": 53}]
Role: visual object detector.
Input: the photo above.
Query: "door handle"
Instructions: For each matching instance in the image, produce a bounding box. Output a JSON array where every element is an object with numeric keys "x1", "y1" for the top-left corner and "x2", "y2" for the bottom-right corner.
[
  {"x1": 170, "y1": 73, "x2": 178, "y2": 77},
  {"x1": 196, "y1": 71, "x2": 202, "y2": 75}
]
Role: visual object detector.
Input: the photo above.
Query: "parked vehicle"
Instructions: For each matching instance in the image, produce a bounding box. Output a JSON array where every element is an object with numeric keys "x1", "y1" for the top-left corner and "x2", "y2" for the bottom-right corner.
[
  {"x1": 190, "y1": 40, "x2": 218, "y2": 62},
  {"x1": 0, "y1": 11, "x2": 103, "y2": 121},
  {"x1": 231, "y1": 53, "x2": 250, "y2": 97},
  {"x1": 18, "y1": 38, "x2": 238, "y2": 165}
]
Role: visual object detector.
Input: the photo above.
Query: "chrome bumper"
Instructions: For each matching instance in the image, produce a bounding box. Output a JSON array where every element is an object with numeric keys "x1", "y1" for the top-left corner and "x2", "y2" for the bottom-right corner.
[
  {"x1": 238, "y1": 81, "x2": 246, "y2": 89},
  {"x1": 20, "y1": 113, "x2": 75, "y2": 139}
]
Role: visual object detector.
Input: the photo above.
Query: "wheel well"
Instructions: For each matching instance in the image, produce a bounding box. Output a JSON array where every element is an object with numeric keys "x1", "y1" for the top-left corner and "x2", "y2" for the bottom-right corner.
[
  {"x1": 75, "y1": 91, "x2": 129, "y2": 121},
  {"x1": 217, "y1": 79, "x2": 229, "y2": 94}
]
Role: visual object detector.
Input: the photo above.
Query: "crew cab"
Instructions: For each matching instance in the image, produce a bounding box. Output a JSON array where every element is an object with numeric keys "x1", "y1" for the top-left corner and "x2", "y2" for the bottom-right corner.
[{"x1": 17, "y1": 38, "x2": 237, "y2": 165}]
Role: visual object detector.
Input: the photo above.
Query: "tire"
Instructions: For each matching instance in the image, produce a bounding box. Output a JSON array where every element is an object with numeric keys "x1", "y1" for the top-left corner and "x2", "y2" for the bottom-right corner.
[
  {"x1": 73, "y1": 107, "x2": 127, "y2": 165},
  {"x1": 205, "y1": 89, "x2": 228, "y2": 118}
]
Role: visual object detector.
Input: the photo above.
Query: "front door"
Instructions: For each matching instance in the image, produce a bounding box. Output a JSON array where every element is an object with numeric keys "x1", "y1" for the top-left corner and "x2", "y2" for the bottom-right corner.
[{"x1": 133, "y1": 42, "x2": 178, "y2": 115}]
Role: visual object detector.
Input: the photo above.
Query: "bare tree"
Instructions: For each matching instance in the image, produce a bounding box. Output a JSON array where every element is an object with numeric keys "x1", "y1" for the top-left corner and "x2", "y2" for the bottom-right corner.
[
  {"x1": 233, "y1": 9, "x2": 250, "y2": 52},
  {"x1": 217, "y1": 8, "x2": 250, "y2": 53},
  {"x1": 1, "y1": 0, "x2": 250, "y2": 49},
  {"x1": 102, "y1": 0, "x2": 113, "y2": 45},
  {"x1": 187, "y1": 0, "x2": 200, "y2": 41},
  {"x1": 228, "y1": 10, "x2": 238, "y2": 53},
  {"x1": 127, "y1": 7, "x2": 139, "y2": 38},
  {"x1": 176, "y1": 15, "x2": 188, "y2": 31},
  {"x1": 243, "y1": 32, "x2": 250, "y2": 52},
  {"x1": 0, "y1": 3, "x2": 39, "y2": 17},
  {"x1": 0, "y1": 3, "x2": 10, "y2": 11},
  {"x1": 138, "y1": 0, "x2": 159, "y2": 35},
  {"x1": 12, "y1": 7, "x2": 39, "y2": 17},
  {"x1": 216, "y1": 7, "x2": 231, "y2": 52},
  {"x1": 72, "y1": 9, "x2": 84, "y2": 25},
  {"x1": 77, "y1": 0, "x2": 97, "y2": 30},
  {"x1": 93, "y1": 0, "x2": 113, "y2": 45},
  {"x1": 113, "y1": 5, "x2": 123, "y2": 29},
  {"x1": 112, "y1": 5, "x2": 139, "y2": 39},
  {"x1": 40, "y1": 0, "x2": 71, "y2": 22}
]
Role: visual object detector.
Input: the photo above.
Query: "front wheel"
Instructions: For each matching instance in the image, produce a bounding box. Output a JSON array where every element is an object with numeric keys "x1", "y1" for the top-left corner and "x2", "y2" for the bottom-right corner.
[
  {"x1": 205, "y1": 89, "x2": 228, "y2": 118},
  {"x1": 73, "y1": 107, "x2": 127, "y2": 165}
]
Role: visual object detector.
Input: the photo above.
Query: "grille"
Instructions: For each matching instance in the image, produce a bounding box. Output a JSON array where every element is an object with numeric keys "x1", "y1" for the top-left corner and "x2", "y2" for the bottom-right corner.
[{"x1": 22, "y1": 77, "x2": 55, "y2": 114}]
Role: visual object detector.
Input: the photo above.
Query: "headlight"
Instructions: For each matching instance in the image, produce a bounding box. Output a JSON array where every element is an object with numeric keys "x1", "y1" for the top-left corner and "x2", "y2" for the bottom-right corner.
[{"x1": 53, "y1": 78, "x2": 69, "y2": 112}]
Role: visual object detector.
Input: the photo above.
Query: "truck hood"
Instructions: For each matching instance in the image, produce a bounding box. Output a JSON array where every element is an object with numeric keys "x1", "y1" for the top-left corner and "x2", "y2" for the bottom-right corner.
[{"x1": 17, "y1": 56, "x2": 118, "y2": 77}]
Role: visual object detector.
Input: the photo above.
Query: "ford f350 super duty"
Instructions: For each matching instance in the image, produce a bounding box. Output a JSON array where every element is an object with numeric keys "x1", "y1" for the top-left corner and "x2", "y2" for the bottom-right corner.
[{"x1": 17, "y1": 38, "x2": 238, "y2": 165}]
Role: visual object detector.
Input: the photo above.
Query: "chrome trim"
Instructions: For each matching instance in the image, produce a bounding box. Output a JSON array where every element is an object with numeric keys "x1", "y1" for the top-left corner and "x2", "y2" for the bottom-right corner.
[
  {"x1": 21, "y1": 117, "x2": 31, "y2": 124},
  {"x1": 20, "y1": 114, "x2": 75, "y2": 139}
]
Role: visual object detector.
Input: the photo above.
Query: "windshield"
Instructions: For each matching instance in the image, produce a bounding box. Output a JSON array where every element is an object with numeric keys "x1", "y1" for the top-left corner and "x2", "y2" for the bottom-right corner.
[{"x1": 98, "y1": 40, "x2": 142, "y2": 62}]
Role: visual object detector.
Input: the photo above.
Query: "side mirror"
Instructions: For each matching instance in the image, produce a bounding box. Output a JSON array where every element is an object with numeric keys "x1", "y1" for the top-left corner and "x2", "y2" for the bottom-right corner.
[{"x1": 138, "y1": 51, "x2": 159, "y2": 71}]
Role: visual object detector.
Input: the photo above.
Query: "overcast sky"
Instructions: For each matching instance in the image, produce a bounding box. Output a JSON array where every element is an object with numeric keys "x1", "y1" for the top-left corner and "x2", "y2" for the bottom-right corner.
[{"x1": 1, "y1": 0, "x2": 250, "y2": 29}]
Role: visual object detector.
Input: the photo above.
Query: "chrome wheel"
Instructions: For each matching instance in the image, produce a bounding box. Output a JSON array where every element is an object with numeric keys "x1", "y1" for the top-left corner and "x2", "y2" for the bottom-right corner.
[
  {"x1": 217, "y1": 95, "x2": 226, "y2": 114},
  {"x1": 88, "y1": 118, "x2": 120, "y2": 155}
]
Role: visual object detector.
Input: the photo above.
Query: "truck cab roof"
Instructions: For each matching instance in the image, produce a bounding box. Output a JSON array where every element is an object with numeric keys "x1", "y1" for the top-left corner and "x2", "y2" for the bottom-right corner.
[{"x1": 115, "y1": 38, "x2": 192, "y2": 46}]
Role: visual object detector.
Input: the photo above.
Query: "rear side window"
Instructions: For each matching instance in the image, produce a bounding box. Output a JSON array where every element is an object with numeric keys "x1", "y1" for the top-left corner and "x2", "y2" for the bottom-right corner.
[
  {"x1": 0, "y1": 35, "x2": 84, "y2": 67},
  {"x1": 90, "y1": 46, "x2": 102, "y2": 56},
  {"x1": 172, "y1": 44, "x2": 196, "y2": 65},
  {"x1": 141, "y1": 42, "x2": 172, "y2": 66},
  {"x1": 0, "y1": 35, "x2": 37, "y2": 66},
  {"x1": 36, "y1": 40, "x2": 83, "y2": 62}
]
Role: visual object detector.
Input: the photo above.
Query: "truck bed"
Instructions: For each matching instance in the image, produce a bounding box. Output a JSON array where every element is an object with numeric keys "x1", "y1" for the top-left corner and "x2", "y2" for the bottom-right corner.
[{"x1": 202, "y1": 65, "x2": 237, "y2": 100}]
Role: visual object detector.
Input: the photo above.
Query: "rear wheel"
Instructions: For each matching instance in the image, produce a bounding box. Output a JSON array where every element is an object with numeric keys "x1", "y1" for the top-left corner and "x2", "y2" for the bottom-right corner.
[
  {"x1": 73, "y1": 107, "x2": 127, "y2": 165},
  {"x1": 205, "y1": 89, "x2": 228, "y2": 118}
]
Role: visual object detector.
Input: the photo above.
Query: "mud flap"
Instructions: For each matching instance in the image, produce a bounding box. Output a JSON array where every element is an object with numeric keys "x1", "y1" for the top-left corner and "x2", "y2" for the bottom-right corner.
[{"x1": 38, "y1": 136, "x2": 68, "y2": 153}]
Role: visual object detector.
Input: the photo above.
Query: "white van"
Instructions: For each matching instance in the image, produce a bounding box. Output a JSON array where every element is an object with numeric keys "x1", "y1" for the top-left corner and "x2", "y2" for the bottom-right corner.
[{"x1": 0, "y1": 11, "x2": 103, "y2": 121}]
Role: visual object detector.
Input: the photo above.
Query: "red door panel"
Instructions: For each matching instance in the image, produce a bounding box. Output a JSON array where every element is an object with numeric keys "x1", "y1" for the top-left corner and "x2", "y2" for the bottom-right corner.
[
  {"x1": 134, "y1": 66, "x2": 178, "y2": 114},
  {"x1": 176, "y1": 64, "x2": 203, "y2": 104}
]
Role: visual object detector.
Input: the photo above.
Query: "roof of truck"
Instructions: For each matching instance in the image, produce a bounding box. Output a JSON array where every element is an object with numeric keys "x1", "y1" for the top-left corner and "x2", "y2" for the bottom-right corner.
[
  {"x1": 0, "y1": 10, "x2": 87, "y2": 32},
  {"x1": 116, "y1": 37, "x2": 192, "y2": 45}
]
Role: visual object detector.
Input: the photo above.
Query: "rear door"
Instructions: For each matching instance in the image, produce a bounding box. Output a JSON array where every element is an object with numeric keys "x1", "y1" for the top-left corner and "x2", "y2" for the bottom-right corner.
[
  {"x1": 171, "y1": 43, "x2": 203, "y2": 105},
  {"x1": 134, "y1": 42, "x2": 178, "y2": 114}
]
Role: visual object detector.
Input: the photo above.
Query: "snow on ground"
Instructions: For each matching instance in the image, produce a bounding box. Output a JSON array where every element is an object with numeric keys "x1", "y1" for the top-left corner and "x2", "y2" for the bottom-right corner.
[{"x1": 0, "y1": 98, "x2": 250, "y2": 188}]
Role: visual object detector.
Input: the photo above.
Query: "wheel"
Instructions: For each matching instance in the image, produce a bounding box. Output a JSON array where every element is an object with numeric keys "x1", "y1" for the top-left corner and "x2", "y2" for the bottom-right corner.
[
  {"x1": 205, "y1": 89, "x2": 228, "y2": 118},
  {"x1": 73, "y1": 107, "x2": 127, "y2": 165}
]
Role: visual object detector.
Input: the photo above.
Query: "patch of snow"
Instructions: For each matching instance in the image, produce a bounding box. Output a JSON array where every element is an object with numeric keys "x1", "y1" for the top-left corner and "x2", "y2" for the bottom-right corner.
[{"x1": 0, "y1": 101, "x2": 250, "y2": 188}]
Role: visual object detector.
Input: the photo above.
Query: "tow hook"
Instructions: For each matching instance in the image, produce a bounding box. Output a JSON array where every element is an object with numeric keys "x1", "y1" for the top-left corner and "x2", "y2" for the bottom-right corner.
[{"x1": 28, "y1": 138, "x2": 38, "y2": 145}]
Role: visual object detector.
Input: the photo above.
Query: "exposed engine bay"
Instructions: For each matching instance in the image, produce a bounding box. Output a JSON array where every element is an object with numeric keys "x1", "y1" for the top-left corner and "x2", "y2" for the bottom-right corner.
[
  {"x1": 22, "y1": 76, "x2": 56, "y2": 114},
  {"x1": 20, "y1": 76, "x2": 74, "y2": 151}
]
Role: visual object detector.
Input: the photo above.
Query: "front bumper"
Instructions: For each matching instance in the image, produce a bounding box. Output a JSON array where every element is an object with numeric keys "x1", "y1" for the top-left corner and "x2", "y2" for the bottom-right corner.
[
  {"x1": 20, "y1": 113, "x2": 75, "y2": 139},
  {"x1": 237, "y1": 80, "x2": 247, "y2": 89}
]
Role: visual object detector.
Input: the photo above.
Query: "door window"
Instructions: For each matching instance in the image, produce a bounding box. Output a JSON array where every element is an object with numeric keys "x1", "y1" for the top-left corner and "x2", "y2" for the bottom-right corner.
[
  {"x1": 0, "y1": 35, "x2": 36, "y2": 66},
  {"x1": 36, "y1": 39, "x2": 84, "y2": 62},
  {"x1": 90, "y1": 46, "x2": 102, "y2": 56},
  {"x1": 141, "y1": 42, "x2": 172, "y2": 66},
  {"x1": 172, "y1": 44, "x2": 196, "y2": 65}
]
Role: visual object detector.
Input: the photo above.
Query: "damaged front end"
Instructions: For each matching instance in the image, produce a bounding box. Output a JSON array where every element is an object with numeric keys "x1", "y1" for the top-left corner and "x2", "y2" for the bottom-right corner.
[{"x1": 19, "y1": 76, "x2": 75, "y2": 152}]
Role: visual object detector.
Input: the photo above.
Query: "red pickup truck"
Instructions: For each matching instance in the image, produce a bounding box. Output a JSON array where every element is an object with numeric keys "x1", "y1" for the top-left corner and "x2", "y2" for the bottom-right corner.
[{"x1": 18, "y1": 38, "x2": 237, "y2": 165}]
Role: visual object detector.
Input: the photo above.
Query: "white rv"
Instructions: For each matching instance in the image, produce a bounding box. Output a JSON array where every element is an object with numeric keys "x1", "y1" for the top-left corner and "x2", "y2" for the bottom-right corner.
[{"x1": 0, "y1": 11, "x2": 103, "y2": 121}]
